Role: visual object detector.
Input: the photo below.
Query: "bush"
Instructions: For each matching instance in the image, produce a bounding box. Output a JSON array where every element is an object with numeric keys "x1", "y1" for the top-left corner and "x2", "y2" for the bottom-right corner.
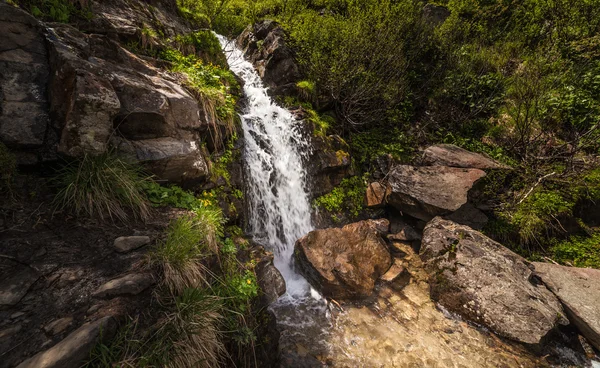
[
  {"x1": 53, "y1": 152, "x2": 151, "y2": 222},
  {"x1": 314, "y1": 175, "x2": 367, "y2": 219}
]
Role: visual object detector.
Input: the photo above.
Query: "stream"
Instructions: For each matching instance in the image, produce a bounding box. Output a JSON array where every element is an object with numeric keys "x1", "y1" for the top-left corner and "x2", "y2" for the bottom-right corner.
[{"x1": 216, "y1": 35, "x2": 590, "y2": 368}]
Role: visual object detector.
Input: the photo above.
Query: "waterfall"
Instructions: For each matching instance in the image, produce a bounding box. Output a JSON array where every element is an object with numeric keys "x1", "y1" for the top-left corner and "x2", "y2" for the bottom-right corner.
[{"x1": 216, "y1": 35, "x2": 315, "y2": 297}]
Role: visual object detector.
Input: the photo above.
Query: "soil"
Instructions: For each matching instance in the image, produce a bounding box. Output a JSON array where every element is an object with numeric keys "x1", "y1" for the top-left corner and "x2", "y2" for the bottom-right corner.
[{"x1": 0, "y1": 175, "x2": 179, "y2": 368}]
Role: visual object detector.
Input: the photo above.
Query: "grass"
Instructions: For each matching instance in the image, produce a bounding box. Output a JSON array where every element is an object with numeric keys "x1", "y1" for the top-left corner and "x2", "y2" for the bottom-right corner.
[
  {"x1": 150, "y1": 209, "x2": 223, "y2": 295},
  {"x1": 53, "y1": 152, "x2": 151, "y2": 222}
]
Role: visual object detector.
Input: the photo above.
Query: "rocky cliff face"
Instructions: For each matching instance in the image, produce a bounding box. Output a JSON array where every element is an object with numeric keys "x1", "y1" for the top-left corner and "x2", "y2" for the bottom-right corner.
[{"x1": 0, "y1": 0, "x2": 230, "y2": 187}]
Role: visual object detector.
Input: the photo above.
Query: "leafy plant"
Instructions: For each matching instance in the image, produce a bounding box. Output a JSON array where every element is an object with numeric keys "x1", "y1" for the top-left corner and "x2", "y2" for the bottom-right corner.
[
  {"x1": 550, "y1": 232, "x2": 600, "y2": 269},
  {"x1": 53, "y1": 152, "x2": 151, "y2": 222},
  {"x1": 314, "y1": 175, "x2": 367, "y2": 219}
]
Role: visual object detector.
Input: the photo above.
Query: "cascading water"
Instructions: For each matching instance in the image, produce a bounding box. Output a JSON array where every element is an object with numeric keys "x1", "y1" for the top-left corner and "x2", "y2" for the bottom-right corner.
[
  {"x1": 216, "y1": 34, "x2": 314, "y2": 296},
  {"x1": 217, "y1": 35, "x2": 331, "y2": 362}
]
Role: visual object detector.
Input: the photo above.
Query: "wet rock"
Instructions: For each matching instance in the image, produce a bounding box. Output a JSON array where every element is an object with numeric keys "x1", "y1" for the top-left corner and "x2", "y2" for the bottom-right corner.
[
  {"x1": 533, "y1": 262, "x2": 600, "y2": 350},
  {"x1": 16, "y1": 316, "x2": 116, "y2": 368},
  {"x1": 386, "y1": 165, "x2": 486, "y2": 221},
  {"x1": 421, "y1": 217, "x2": 567, "y2": 347},
  {"x1": 93, "y1": 273, "x2": 154, "y2": 298},
  {"x1": 365, "y1": 182, "x2": 388, "y2": 207},
  {"x1": 43, "y1": 317, "x2": 74, "y2": 336},
  {"x1": 254, "y1": 250, "x2": 286, "y2": 305},
  {"x1": 295, "y1": 219, "x2": 392, "y2": 299},
  {"x1": 0, "y1": 2, "x2": 50, "y2": 159},
  {"x1": 237, "y1": 20, "x2": 300, "y2": 97},
  {"x1": 422, "y1": 144, "x2": 509, "y2": 170},
  {"x1": 113, "y1": 235, "x2": 151, "y2": 253},
  {"x1": 387, "y1": 218, "x2": 421, "y2": 242},
  {"x1": 0, "y1": 266, "x2": 39, "y2": 306}
]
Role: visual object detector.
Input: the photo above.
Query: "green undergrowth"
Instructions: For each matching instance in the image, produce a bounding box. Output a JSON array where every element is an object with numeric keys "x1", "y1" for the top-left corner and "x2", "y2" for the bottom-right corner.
[
  {"x1": 53, "y1": 152, "x2": 151, "y2": 222},
  {"x1": 18, "y1": 0, "x2": 92, "y2": 23},
  {"x1": 160, "y1": 48, "x2": 239, "y2": 149},
  {"x1": 172, "y1": 30, "x2": 227, "y2": 67},
  {"x1": 483, "y1": 167, "x2": 600, "y2": 267},
  {"x1": 314, "y1": 175, "x2": 367, "y2": 221},
  {"x1": 350, "y1": 127, "x2": 415, "y2": 167}
]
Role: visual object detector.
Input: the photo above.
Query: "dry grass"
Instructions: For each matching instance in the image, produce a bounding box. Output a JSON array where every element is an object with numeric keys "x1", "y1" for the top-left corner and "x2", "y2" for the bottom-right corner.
[{"x1": 53, "y1": 152, "x2": 151, "y2": 222}]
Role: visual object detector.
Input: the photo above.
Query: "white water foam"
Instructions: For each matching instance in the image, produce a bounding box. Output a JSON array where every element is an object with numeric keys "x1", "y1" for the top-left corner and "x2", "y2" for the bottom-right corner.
[{"x1": 217, "y1": 35, "x2": 315, "y2": 297}]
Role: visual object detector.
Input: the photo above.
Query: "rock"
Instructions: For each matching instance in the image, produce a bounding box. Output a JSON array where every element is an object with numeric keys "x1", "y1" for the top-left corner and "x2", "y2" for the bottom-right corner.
[
  {"x1": 0, "y1": 266, "x2": 39, "y2": 306},
  {"x1": 422, "y1": 144, "x2": 509, "y2": 170},
  {"x1": 365, "y1": 182, "x2": 388, "y2": 207},
  {"x1": 86, "y1": 304, "x2": 101, "y2": 315},
  {"x1": 445, "y1": 203, "x2": 489, "y2": 230},
  {"x1": 533, "y1": 262, "x2": 600, "y2": 350},
  {"x1": 386, "y1": 165, "x2": 486, "y2": 221},
  {"x1": 254, "y1": 249, "x2": 286, "y2": 305},
  {"x1": 43, "y1": 317, "x2": 74, "y2": 336},
  {"x1": 237, "y1": 20, "x2": 300, "y2": 96},
  {"x1": 93, "y1": 273, "x2": 154, "y2": 298},
  {"x1": 114, "y1": 137, "x2": 209, "y2": 186},
  {"x1": 420, "y1": 218, "x2": 567, "y2": 347},
  {"x1": 17, "y1": 316, "x2": 116, "y2": 368},
  {"x1": 0, "y1": 2, "x2": 50, "y2": 159},
  {"x1": 11, "y1": 311, "x2": 25, "y2": 319},
  {"x1": 387, "y1": 218, "x2": 421, "y2": 242},
  {"x1": 380, "y1": 259, "x2": 406, "y2": 283},
  {"x1": 113, "y1": 235, "x2": 151, "y2": 253},
  {"x1": 295, "y1": 219, "x2": 392, "y2": 299},
  {"x1": 0, "y1": 325, "x2": 22, "y2": 340}
]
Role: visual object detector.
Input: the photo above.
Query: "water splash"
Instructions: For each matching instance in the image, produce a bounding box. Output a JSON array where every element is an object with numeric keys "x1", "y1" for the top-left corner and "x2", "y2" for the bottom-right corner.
[{"x1": 216, "y1": 35, "x2": 314, "y2": 297}]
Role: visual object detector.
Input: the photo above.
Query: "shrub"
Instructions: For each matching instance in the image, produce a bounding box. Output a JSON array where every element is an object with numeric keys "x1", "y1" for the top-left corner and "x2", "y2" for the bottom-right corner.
[{"x1": 53, "y1": 152, "x2": 151, "y2": 222}]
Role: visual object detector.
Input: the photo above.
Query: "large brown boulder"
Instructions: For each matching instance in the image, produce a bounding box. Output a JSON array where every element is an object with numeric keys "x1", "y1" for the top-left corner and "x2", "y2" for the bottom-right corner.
[
  {"x1": 420, "y1": 218, "x2": 567, "y2": 347},
  {"x1": 533, "y1": 262, "x2": 600, "y2": 350},
  {"x1": 386, "y1": 165, "x2": 486, "y2": 221},
  {"x1": 295, "y1": 219, "x2": 392, "y2": 299},
  {"x1": 422, "y1": 144, "x2": 509, "y2": 170}
]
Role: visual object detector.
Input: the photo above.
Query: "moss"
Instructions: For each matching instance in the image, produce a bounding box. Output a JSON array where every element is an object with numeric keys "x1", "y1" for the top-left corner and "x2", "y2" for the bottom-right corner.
[{"x1": 550, "y1": 232, "x2": 600, "y2": 269}]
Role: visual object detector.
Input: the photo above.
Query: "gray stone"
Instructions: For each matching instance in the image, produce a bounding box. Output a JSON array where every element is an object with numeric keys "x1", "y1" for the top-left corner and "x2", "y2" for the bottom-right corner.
[
  {"x1": 445, "y1": 203, "x2": 489, "y2": 230},
  {"x1": 11, "y1": 311, "x2": 25, "y2": 319},
  {"x1": 16, "y1": 316, "x2": 116, "y2": 368},
  {"x1": 0, "y1": 267, "x2": 39, "y2": 306},
  {"x1": 533, "y1": 262, "x2": 600, "y2": 350},
  {"x1": 386, "y1": 165, "x2": 486, "y2": 221},
  {"x1": 295, "y1": 220, "x2": 392, "y2": 299},
  {"x1": 255, "y1": 251, "x2": 286, "y2": 305},
  {"x1": 43, "y1": 317, "x2": 74, "y2": 336},
  {"x1": 422, "y1": 144, "x2": 509, "y2": 170},
  {"x1": 93, "y1": 273, "x2": 154, "y2": 298},
  {"x1": 113, "y1": 236, "x2": 151, "y2": 253},
  {"x1": 420, "y1": 218, "x2": 567, "y2": 347}
]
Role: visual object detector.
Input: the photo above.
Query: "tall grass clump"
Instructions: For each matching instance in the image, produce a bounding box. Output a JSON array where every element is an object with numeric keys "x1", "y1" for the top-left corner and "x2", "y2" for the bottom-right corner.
[
  {"x1": 151, "y1": 207, "x2": 224, "y2": 295},
  {"x1": 53, "y1": 152, "x2": 151, "y2": 222}
]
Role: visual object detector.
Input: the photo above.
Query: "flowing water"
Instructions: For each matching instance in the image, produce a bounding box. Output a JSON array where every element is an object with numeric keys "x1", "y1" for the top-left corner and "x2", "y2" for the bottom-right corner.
[{"x1": 216, "y1": 35, "x2": 586, "y2": 367}]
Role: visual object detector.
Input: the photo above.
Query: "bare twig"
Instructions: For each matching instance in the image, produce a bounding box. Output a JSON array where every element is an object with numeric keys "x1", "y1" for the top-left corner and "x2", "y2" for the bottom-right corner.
[{"x1": 518, "y1": 172, "x2": 556, "y2": 204}]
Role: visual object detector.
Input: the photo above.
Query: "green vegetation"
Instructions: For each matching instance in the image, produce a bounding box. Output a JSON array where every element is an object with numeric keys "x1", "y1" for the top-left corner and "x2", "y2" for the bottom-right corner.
[
  {"x1": 53, "y1": 152, "x2": 151, "y2": 222},
  {"x1": 314, "y1": 175, "x2": 367, "y2": 220},
  {"x1": 550, "y1": 232, "x2": 600, "y2": 269},
  {"x1": 160, "y1": 47, "x2": 239, "y2": 148},
  {"x1": 19, "y1": 0, "x2": 92, "y2": 22}
]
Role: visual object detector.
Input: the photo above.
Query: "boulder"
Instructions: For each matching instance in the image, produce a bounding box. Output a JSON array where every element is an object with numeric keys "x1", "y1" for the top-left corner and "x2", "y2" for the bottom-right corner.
[
  {"x1": 386, "y1": 165, "x2": 486, "y2": 221},
  {"x1": 17, "y1": 316, "x2": 116, "y2": 368},
  {"x1": 445, "y1": 203, "x2": 489, "y2": 230},
  {"x1": 237, "y1": 20, "x2": 300, "y2": 96},
  {"x1": 365, "y1": 182, "x2": 388, "y2": 207},
  {"x1": 295, "y1": 219, "x2": 392, "y2": 299},
  {"x1": 420, "y1": 218, "x2": 567, "y2": 347},
  {"x1": 422, "y1": 144, "x2": 509, "y2": 170},
  {"x1": 0, "y1": 3, "x2": 51, "y2": 161},
  {"x1": 113, "y1": 235, "x2": 151, "y2": 253},
  {"x1": 253, "y1": 248, "x2": 286, "y2": 305},
  {"x1": 533, "y1": 262, "x2": 600, "y2": 350},
  {"x1": 93, "y1": 273, "x2": 154, "y2": 298}
]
